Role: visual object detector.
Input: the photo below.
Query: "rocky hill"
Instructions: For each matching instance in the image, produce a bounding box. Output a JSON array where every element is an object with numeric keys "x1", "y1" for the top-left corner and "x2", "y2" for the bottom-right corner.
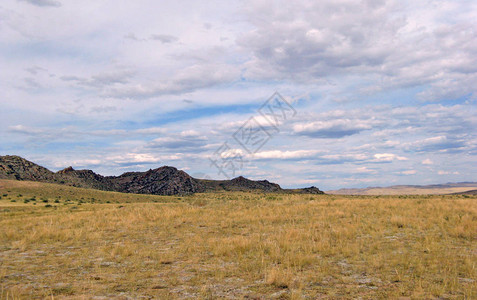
[
  {"x1": 290, "y1": 186, "x2": 324, "y2": 194},
  {"x1": 0, "y1": 155, "x2": 323, "y2": 195},
  {"x1": 198, "y1": 176, "x2": 282, "y2": 192},
  {"x1": 57, "y1": 166, "x2": 116, "y2": 191},
  {"x1": 0, "y1": 156, "x2": 204, "y2": 195},
  {"x1": 110, "y1": 167, "x2": 205, "y2": 195},
  {"x1": 0, "y1": 155, "x2": 57, "y2": 182}
]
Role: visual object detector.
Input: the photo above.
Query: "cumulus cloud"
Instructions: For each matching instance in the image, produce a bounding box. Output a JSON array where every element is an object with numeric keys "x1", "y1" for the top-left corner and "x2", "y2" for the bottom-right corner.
[
  {"x1": 239, "y1": 0, "x2": 399, "y2": 79},
  {"x1": 239, "y1": 0, "x2": 477, "y2": 101}
]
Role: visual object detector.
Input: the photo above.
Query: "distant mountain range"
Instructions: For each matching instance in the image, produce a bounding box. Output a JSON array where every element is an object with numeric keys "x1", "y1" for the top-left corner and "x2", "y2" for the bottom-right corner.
[
  {"x1": 0, "y1": 155, "x2": 323, "y2": 196},
  {"x1": 327, "y1": 182, "x2": 477, "y2": 195}
]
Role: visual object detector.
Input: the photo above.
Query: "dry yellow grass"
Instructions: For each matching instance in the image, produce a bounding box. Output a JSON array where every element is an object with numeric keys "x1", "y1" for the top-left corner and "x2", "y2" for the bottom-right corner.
[{"x1": 0, "y1": 180, "x2": 476, "y2": 299}]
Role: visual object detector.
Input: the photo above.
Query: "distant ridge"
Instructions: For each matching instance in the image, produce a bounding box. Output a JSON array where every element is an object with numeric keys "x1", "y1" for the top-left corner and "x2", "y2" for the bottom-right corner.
[
  {"x1": 451, "y1": 189, "x2": 477, "y2": 195},
  {"x1": 0, "y1": 155, "x2": 323, "y2": 196},
  {"x1": 327, "y1": 182, "x2": 477, "y2": 195}
]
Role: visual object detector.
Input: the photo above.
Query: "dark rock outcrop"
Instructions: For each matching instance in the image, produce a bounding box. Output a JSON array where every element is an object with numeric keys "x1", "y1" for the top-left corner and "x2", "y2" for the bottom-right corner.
[
  {"x1": 295, "y1": 186, "x2": 324, "y2": 194},
  {"x1": 110, "y1": 166, "x2": 205, "y2": 195},
  {"x1": 57, "y1": 167, "x2": 116, "y2": 191},
  {"x1": 228, "y1": 176, "x2": 282, "y2": 192},
  {"x1": 198, "y1": 175, "x2": 282, "y2": 192},
  {"x1": 0, "y1": 155, "x2": 57, "y2": 182}
]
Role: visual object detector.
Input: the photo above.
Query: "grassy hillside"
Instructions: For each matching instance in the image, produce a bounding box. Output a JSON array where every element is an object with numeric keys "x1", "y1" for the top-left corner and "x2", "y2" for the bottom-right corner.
[
  {"x1": 0, "y1": 179, "x2": 177, "y2": 206},
  {"x1": 1, "y1": 180, "x2": 476, "y2": 299}
]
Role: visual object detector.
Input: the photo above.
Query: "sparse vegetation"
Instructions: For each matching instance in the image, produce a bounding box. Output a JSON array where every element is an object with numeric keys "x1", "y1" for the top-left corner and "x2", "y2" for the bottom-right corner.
[{"x1": 0, "y1": 179, "x2": 475, "y2": 299}]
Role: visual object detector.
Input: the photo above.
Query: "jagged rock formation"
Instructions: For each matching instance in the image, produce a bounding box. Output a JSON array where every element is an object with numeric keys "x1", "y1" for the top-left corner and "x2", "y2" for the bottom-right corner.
[
  {"x1": 0, "y1": 155, "x2": 324, "y2": 195},
  {"x1": 110, "y1": 167, "x2": 205, "y2": 195},
  {"x1": 198, "y1": 176, "x2": 282, "y2": 192},
  {"x1": 0, "y1": 156, "x2": 202, "y2": 195},
  {"x1": 0, "y1": 155, "x2": 57, "y2": 182},
  {"x1": 295, "y1": 186, "x2": 324, "y2": 194},
  {"x1": 229, "y1": 176, "x2": 282, "y2": 192},
  {"x1": 57, "y1": 166, "x2": 74, "y2": 174},
  {"x1": 57, "y1": 166, "x2": 116, "y2": 191}
]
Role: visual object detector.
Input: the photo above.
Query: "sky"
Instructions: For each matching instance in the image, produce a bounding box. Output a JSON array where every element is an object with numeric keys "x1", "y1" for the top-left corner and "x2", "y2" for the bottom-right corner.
[{"x1": 1, "y1": 0, "x2": 476, "y2": 190}]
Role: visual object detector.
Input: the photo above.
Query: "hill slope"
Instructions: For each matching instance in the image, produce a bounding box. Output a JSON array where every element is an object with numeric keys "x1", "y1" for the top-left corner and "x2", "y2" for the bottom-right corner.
[{"x1": 0, "y1": 155, "x2": 57, "y2": 182}]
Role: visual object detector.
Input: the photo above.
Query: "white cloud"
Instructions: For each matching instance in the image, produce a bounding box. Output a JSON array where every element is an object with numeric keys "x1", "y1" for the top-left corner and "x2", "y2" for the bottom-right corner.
[
  {"x1": 254, "y1": 150, "x2": 319, "y2": 160},
  {"x1": 438, "y1": 170, "x2": 460, "y2": 175},
  {"x1": 103, "y1": 64, "x2": 241, "y2": 99},
  {"x1": 422, "y1": 158, "x2": 433, "y2": 165},
  {"x1": 373, "y1": 153, "x2": 408, "y2": 162},
  {"x1": 8, "y1": 124, "x2": 43, "y2": 134},
  {"x1": 134, "y1": 127, "x2": 166, "y2": 135},
  {"x1": 320, "y1": 154, "x2": 368, "y2": 162},
  {"x1": 147, "y1": 133, "x2": 208, "y2": 151},
  {"x1": 239, "y1": 0, "x2": 477, "y2": 101},
  {"x1": 106, "y1": 153, "x2": 182, "y2": 165},
  {"x1": 354, "y1": 167, "x2": 377, "y2": 174},
  {"x1": 293, "y1": 119, "x2": 373, "y2": 138}
]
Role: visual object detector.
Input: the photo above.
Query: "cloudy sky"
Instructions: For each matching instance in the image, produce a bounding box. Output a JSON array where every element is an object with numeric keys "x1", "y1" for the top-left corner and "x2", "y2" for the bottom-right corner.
[{"x1": 1, "y1": 0, "x2": 476, "y2": 190}]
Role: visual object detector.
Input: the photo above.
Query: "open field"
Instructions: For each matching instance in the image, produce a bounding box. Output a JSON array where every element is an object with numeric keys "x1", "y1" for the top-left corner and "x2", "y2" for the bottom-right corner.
[{"x1": 0, "y1": 179, "x2": 476, "y2": 299}]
